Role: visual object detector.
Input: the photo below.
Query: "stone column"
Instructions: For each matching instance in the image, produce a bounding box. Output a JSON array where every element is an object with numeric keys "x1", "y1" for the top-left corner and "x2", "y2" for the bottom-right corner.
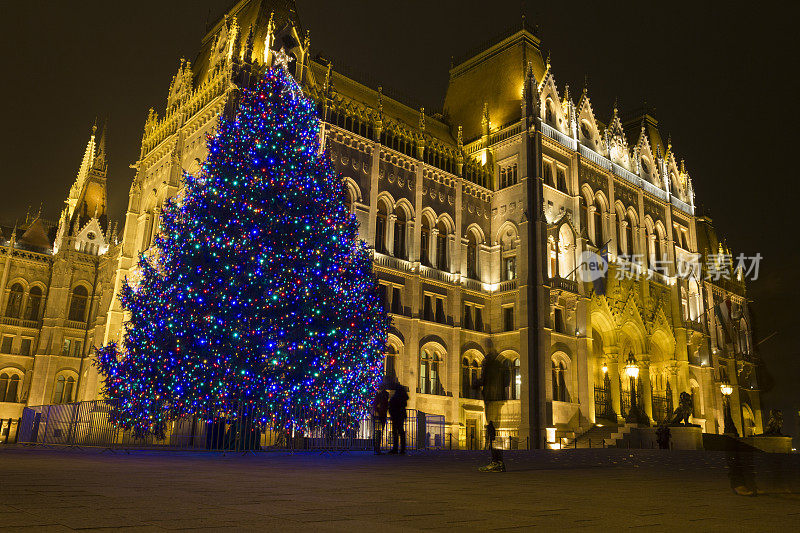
[
  {"x1": 588, "y1": 205, "x2": 597, "y2": 245},
  {"x1": 640, "y1": 360, "x2": 653, "y2": 422},
  {"x1": 430, "y1": 228, "x2": 439, "y2": 269},
  {"x1": 386, "y1": 213, "x2": 397, "y2": 256},
  {"x1": 366, "y1": 144, "x2": 381, "y2": 247},
  {"x1": 606, "y1": 349, "x2": 622, "y2": 421}
]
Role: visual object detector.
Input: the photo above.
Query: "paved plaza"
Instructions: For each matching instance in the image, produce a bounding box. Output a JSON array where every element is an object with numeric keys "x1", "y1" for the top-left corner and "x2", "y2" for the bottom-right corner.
[{"x1": 0, "y1": 447, "x2": 798, "y2": 531}]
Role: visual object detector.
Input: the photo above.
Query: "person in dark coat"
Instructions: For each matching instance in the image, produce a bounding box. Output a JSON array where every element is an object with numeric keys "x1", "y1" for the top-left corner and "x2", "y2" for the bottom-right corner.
[
  {"x1": 486, "y1": 420, "x2": 497, "y2": 450},
  {"x1": 388, "y1": 384, "x2": 409, "y2": 454},
  {"x1": 371, "y1": 387, "x2": 389, "y2": 454}
]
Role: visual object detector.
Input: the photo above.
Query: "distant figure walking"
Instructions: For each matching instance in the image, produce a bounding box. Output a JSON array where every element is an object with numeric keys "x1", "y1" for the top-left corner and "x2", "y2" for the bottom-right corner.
[
  {"x1": 388, "y1": 384, "x2": 408, "y2": 455},
  {"x1": 372, "y1": 387, "x2": 389, "y2": 455},
  {"x1": 486, "y1": 420, "x2": 496, "y2": 450},
  {"x1": 479, "y1": 419, "x2": 505, "y2": 472}
]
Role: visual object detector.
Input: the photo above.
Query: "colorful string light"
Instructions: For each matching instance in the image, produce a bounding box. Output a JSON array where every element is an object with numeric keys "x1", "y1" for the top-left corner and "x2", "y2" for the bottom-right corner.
[{"x1": 96, "y1": 66, "x2": 389, "y2": 438}]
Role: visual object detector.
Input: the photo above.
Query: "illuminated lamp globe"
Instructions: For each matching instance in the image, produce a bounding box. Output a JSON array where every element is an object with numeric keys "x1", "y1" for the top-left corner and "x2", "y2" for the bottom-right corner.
[{"x1": 624, "y1": 353, "x2": 639, "y2": 379}]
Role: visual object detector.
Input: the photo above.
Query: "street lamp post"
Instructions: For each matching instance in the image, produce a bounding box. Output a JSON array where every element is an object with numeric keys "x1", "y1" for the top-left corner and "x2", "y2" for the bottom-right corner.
[
  {"x1": 624, "y1": 353, "x2": 648, "y2": 425},
  {"x1": 720, "y1": 381, "x2": 737, "y2": 436}
]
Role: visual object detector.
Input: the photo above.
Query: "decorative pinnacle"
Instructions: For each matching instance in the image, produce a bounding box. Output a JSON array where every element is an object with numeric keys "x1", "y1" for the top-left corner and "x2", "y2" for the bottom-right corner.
[{"x1": 457, "y1": 125, "x2": 463, "y2": 148}]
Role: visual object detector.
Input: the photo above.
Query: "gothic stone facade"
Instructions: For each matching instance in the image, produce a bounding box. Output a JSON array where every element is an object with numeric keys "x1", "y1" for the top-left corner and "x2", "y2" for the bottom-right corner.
[{"x1": 0, "y1": 0, "x2": 763, "y2": 447}]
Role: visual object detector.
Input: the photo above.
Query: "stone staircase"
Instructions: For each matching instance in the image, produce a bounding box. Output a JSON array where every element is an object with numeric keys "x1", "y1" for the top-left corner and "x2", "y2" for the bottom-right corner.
[
  {"x1": 604, "y1": 423, "x2": 639, "y2": 448},
  {"x1": 573, "y1": 422, "x2": 621, "y2": 448}
]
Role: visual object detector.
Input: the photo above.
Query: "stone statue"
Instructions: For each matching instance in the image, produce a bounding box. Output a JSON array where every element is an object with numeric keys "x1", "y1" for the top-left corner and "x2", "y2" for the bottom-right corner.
[
  {"x1": 762, "y1": 409, "x2": 783, "y2": 436},
  {"x1": 669, "y1": 392, "x2": 694, "y2": 426}
]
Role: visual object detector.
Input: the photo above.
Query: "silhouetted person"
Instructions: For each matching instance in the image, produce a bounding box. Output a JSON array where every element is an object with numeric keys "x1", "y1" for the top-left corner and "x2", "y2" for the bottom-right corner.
[
  {"x1": 486, "y1": 420, "x2": 496, "y2": 450},
  {"x1": 727, "y1": 438, "x2": 757, "y2": 496},
  {"x1": 388, "y1": 384, "x2": 408, "y2": 455},
  {"x1": 479, "y1": 419, "x2": 505, "y2": 472},
  {"x1": 371, "y1": 387, "x2": 389, "y2": 454}
]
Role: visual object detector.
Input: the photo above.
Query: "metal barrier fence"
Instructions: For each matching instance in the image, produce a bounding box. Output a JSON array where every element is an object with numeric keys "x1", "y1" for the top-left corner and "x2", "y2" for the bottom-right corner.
[{"x1": 17, "y1": 400, "x2": 446, "y2": 453}]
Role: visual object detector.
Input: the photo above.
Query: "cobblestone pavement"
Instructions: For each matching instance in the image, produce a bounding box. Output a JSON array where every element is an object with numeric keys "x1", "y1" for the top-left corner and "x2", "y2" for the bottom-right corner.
[{"x1": 0, "y1": 447, "x2": 798, "y2": 531}]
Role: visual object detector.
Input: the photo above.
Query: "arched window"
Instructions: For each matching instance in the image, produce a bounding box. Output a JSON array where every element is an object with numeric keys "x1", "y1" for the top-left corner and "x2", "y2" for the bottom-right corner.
[
  {"x1": 344, "y1": 188, "x2": 353, "y2": 214},
  {"x1": 625, "y1": 213, "x2": 635, "y2": 257},
  {"x1": 53, "y1": 375, "x2": 65, "y2": 404},
  {"x1": 593, "y1": 198, "x2": 604, "y2": 247},
  {"x1": 543, "y1": 163, "x2": 554, "y2": 187},
  {"x1": 25, "y1": 286, "x2": 42, "y2": 321},
  {"x1": 393, "y1": 209, "x2": 407, "y2": 259},
  {"x1": 654, "y1": 226, "x2": 664, "y2": 265},
  {"x1": 687, "y1": 280, "x2": 701, "y2": 322},
  {"x1": 461, "y1": 357, "x2": 470, "y2": 398},
  {"x1": 579, "y1": 196, "x2": 589, "y2": 235},
  {"x1": 545, "y1": 100, "x2": 554, "y2": 124},
  {"x1": 558, "y1": 225, "x2": 575, "y2": 280},
  {"x1": 375, "y1": 202, "x2": 388, "y2": 254},
  {"x1": 503, "y1": 358, "x2": 521, "y2": 400},
  {"x1": 548, "y1": 236, "x2": 557, "y2": 278},
  {"x1": 471, "y1": 361, "x2": 480, "y2": 398},
  {"x1": 500, "y1": 228, "x2": 517, "y2": 281},
  {"x1": 384, "y1": 345, "x2": 397, "y2": 383},
  {"x1": 436, "y1": 221, "x2": 449, "y2": 271},
  {"x1": 466, "y1": 233, "x2": 478, "y2": 280},
  {"x1": 2, "y1": 374, "x2": 19, "y2": 402},
  {"x1": 68, "y1": 286, "x2": 89, "y2": 322},
  {"x1": 420, "y1": 218, "x2": 432, "y2": 266},
  {"x1": 556, "y1": 168, "x2": 568, "y2": 193},
  {"x1": 5, "y1": 283, "x2": 23, "y2": 318},
  {"x1": 552, "y1": 360, "x2": 568, "y2": 402},
  {"x1": 739, "y1": 318, "x2": 750, "y2": 354},
  {"x1": 0, "y1": 373, "x2": 8, "y2": 402},
  {"x1": 420, "y1": 349, "x2": 444, "y2": 395},
  {"x1": 461, "y1": 357, "x2": 482, "y2": 400}
]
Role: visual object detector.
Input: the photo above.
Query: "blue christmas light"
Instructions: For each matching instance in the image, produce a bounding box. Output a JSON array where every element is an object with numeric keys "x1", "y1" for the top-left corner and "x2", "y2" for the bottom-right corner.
[{"x1": 96, "y1": 66, "x2": 389, "y2": 438}]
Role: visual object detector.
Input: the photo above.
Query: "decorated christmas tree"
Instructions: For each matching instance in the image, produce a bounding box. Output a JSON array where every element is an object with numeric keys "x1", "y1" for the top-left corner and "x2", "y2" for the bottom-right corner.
[{"x1": 97, "y1": 61, "x2": 389, "y2": 438}]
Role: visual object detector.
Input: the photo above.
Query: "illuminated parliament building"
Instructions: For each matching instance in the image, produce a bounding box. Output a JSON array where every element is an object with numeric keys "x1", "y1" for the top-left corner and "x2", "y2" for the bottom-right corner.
[{"x1": 0, "y1": 0, "x2": 763, "y2": 447}]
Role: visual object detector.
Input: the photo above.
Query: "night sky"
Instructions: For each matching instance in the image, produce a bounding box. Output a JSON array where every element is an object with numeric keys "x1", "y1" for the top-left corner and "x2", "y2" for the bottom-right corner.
[{"x1": 2, "y1": 1, "x2": 797, "y2": 424}]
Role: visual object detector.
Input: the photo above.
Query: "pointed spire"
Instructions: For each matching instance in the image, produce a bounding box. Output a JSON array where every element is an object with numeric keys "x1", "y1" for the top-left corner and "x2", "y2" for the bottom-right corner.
[
  {"x1": 456, "y1": 125, "x2": 464, "y2": 175},
  {"x1": 266, "y1": 10, "x2": 275, "y2": 38},
  {"x1": 243, "y1": 25, "x2": 255, "y2": 62},
  {"x1": 93, "y1": 121, "x2": 108, "y2": 170},
  {"x1": 418, "y1": 107, "x2": 426, "y2": 131},
  {"x1": 373, "y1": 85, "x2": 383, "y2": 141},
  {"x1": 264, "y1": 11, "x2": 275, "y2": 64},
  {"x1": 75, "y1": 123, "x2": 97, "y2": 190},
  {"x1": 324, "y1": 61, "x2": 333, "y2": 94},
  {"x1": 583, "y1": 74, "x2": 589, "y2": 95}
]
